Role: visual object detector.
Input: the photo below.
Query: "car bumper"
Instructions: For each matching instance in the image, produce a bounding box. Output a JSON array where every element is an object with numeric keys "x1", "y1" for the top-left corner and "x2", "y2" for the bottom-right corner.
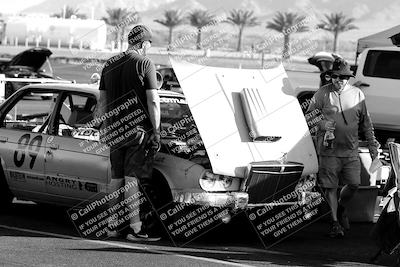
[
  {"x1": 173, "y1": 190, "x2": 317, "y2": 210},
  {"x1": 173, "y1": 191, "x2": 249, "y2": 210}
]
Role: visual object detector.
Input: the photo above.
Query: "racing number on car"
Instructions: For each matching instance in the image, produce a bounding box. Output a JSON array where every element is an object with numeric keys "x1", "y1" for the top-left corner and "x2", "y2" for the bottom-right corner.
[{"x1": 14, "y1": 134, "x2": 43, "y2": 169}]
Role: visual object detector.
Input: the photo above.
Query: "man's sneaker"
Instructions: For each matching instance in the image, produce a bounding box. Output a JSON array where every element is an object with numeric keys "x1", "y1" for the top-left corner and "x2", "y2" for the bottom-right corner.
[
  {"x1": 126, "y1": 228, "x2": 161, "y2": 242},
  {"x1": 338, "y1": 205, "x2": 350, "y2": 231},
  {"x1": 329, "y1": 221, "x2": 344, "y2": 238},
  {"x1": 105, "y1": 228, "x2": 120, "y2": 238}
]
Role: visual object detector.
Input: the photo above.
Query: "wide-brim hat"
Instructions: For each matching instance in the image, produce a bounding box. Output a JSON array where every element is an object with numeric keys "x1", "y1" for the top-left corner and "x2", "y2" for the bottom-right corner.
[{"x1": 331, "y1": 59, "x2": 354, "y2": 77}]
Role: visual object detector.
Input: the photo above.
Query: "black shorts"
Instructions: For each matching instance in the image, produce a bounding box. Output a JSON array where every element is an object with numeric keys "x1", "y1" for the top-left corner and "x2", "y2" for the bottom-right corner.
[
  {"x1": 110, "y1": 132, "x2": 154, "y2": 180},
  {"x1": 318, "y1": 156, "x2": 361, "y2": 189}
]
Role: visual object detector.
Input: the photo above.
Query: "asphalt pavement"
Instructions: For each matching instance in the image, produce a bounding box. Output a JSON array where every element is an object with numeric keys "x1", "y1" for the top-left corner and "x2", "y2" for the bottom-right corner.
[{"x1": 0, "y1": 200, "x2": 398, "y2": 267}]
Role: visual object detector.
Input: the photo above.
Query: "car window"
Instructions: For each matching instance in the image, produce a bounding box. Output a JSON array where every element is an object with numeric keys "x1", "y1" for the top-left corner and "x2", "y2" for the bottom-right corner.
[
  {"x1": 363, "y1": 50, "x2": 400, "y2": 80},
  {"x1": 57, "y1": 93, "x2": 98, "y2": 140},
  {"x1": 3, "y1": 91, "x2": 59, "y2": 133}
]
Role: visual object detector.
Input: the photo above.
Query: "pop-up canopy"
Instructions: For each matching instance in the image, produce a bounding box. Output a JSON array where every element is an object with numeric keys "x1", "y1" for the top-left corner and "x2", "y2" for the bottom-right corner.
[{"x1": 357, "y1": 25, "x2": 400, "y2": 58}]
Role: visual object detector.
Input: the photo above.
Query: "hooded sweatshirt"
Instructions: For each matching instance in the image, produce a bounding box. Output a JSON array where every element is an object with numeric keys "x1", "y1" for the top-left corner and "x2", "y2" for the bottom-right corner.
[{"x1": 306, "y1": 83, "x2": 379, "y2": 157}]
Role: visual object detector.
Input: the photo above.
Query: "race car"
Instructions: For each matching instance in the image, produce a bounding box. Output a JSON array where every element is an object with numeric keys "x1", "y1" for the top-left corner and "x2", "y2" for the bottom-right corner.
[
  {"x1": 0, "y1": 83, "x2": 246, "y2": 212},
  {"x1": 0, "y1": 59, "x2": 321, "y2": 220}
]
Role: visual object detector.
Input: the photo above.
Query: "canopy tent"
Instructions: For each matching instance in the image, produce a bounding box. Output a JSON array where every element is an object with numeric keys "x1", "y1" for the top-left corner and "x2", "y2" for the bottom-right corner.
[{"x1": 357, "y1": 25, "x2": 400, "y2": 59}]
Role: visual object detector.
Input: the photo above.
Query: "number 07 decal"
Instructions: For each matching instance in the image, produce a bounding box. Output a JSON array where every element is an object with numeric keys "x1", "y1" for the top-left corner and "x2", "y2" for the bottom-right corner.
[{"x1": 14, "y1": 134, "x2": 43, "y2": 169}]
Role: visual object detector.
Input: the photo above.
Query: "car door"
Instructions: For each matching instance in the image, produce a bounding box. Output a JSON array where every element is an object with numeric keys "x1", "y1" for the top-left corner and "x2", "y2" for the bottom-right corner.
[
  {"x1": 44, "y1": 91, "x2": 110, "y2": 206},
  {"x1": 356, "y1": 49, "x2": 400, "y2": 130},
  {"x1": 0, "y1": 88, "x2": 59, "y2": 202}
]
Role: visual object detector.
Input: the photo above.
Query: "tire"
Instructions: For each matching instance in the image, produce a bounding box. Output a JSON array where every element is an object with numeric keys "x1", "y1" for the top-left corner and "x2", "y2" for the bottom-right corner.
[{"x1": 0, "y1": 165, "x2": 13, "y2": 211}]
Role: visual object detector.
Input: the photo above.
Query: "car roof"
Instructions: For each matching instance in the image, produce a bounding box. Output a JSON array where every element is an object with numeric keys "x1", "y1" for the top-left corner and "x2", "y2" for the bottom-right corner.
[
  {"x1": 20, "y1": 83, "x2": 185, "y2": 98},
  {"x1": 365, "y1": 46, "x2": 400, "y2": 52}
]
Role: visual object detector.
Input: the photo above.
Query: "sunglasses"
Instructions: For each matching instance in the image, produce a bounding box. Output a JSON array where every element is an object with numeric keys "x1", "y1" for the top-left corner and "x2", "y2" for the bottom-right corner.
[{"x1": 331, "y1": 74, "x2": 350, "y2": 80}]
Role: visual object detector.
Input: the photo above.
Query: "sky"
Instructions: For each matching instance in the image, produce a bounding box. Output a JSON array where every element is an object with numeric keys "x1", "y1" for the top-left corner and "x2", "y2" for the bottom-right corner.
[
  {"x1": 0, "y1": 0, "x2": 44, "y2": 13},
  {"x1": 1, "y1": 0, "x2": 400, "y2": 41}
]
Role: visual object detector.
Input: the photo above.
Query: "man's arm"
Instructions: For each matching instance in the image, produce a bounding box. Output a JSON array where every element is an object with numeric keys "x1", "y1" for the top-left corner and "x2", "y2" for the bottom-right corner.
[
  {"x1": 305, "y1": 90, "x2": 333, "y2": 132},
  {"x1": 93, "y1": 74, "x2": 107, "y2": 129},
  {"x1": 359, "y1": 94, "x2": 380, "y2": 159},
  {"x1": 146, "y1": 89, "x2": 161, "y2": 135},
  {"x1": 142, "y1": 59, "x2": 161, "y2": 144},
  {"x1": 94, "y1": 90, "x2": 106, "y2": 121}
]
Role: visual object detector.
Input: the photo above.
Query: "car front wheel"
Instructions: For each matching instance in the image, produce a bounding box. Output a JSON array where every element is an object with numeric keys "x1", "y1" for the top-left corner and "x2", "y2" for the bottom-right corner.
[{"x1": 0, "y1": 167, "x2": 13, "y2": 211}]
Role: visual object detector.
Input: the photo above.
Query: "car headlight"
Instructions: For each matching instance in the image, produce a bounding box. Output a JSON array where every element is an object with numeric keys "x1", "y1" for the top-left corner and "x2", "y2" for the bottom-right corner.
[{"x1": 199, "y1": 170, "x2": 240, "y2": 192}]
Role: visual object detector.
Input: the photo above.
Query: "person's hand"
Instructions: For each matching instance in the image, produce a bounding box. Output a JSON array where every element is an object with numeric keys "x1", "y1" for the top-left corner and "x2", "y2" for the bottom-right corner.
[
  {"x1": 92, "y1": 120, "x2": 103, "y2": 130},
  {"x1": 352, "y1": 80, "x2": 363, "y2": 88},
  {"x1": 370, "y1": 140, "x2": 381, "y2": 160},
  {"x1": 149, "y1": 132, "x2": 161, "y2": 152},
  {"x1": 370, "y1": 148, "x2": 379, "y2": 160},
  {"x1": 321, "y1": 120, "x2": 335, "y2": 131}
]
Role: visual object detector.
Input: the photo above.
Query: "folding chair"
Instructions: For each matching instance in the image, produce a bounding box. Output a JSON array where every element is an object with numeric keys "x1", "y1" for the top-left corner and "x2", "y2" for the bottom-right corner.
[{"x1": 370, "y1": 142, "x2": 400, "y2": 265}]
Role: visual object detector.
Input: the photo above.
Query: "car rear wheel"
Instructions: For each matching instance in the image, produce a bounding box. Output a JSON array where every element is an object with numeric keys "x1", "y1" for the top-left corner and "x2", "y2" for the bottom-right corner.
[{"x1": 0, "y1": 165, "x2": 13, "y2": 211}]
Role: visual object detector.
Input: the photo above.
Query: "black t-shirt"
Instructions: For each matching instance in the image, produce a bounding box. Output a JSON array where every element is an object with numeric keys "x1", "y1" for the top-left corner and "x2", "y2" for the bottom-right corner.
[{"x1": 99, "y1": 51, "x2": 157, "y2": 149}]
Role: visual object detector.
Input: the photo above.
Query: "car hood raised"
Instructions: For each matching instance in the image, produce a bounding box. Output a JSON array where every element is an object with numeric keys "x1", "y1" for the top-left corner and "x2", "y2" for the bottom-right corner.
[
  {"x1": 8, "y1": 47, "x2": 52, "y2": 71},
  {"x1": 171, "y1": 58, "x2": 318, "y2": 178}
]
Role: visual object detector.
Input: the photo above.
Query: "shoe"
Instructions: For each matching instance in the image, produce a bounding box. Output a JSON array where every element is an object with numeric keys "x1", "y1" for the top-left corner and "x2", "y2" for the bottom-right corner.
[
  {"x1": 105, "y1": 228, "x2": 120, "y2": 238},
  {"x1": 338, "y1": 205, "x2": 350, "y2": 231},
  {"x1": 126, "y1": 228, "x2": 161, "y2": 242},
  {"x1": 329, "y1": 221, "x2": 344, "y2": 238},
  {"x1": 105, "y1": 217, "x2": 121, "y2": 238}
]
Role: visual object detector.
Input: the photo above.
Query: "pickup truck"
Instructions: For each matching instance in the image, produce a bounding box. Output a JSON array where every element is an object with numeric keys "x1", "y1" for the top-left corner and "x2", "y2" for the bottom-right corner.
[{"x1": 296, "y1": 46, "x2": 400, "y2": 142}]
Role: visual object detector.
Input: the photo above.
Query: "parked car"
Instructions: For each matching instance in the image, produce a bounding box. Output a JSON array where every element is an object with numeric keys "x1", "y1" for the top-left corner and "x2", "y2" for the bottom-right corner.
[
  {"x1": 0, "y1": 47, "x2": 69, "y2": 99},
  {"x1": 0, "y1": 83, "x2": 245, "y2": 211}
]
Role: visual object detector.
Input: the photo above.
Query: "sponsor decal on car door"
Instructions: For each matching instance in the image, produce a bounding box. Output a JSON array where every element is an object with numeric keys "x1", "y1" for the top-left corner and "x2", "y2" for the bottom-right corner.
[
  {"x1": 0, "y1": 129, "x2": 47, "y2": 195},
  {"x1": 44, "y1": 135, "x2": 109, "y2": 204}
]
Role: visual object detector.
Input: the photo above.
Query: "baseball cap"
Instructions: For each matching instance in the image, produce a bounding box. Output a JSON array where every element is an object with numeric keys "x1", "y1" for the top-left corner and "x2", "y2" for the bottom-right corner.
[{"x1": 128, "y1": 25, "x2": 152, "y2": 46}]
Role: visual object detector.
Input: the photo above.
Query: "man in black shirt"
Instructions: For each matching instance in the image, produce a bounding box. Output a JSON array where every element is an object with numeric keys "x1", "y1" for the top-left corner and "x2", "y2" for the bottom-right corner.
[{"x1": 96, "y1": 25, "x2": 161, "y2": 241}]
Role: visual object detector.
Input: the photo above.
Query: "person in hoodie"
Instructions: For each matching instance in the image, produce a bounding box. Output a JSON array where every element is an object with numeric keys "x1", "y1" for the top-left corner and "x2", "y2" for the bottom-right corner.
[{"x1": 307, "y1": 59, "x2": 380, "y2": 238}]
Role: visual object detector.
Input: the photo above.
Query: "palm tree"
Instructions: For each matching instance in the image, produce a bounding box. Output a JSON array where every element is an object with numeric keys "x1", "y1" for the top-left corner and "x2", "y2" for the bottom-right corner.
[
  {"x1": 188, "y1": 10, "x2": 215, "y2": 50},
  {"x1": 102, "y1": 8, "x2": 140, "y2": 50},
  {"x1": 226, "y1": 9, "x2": 259, "y2": 52},
  {"x1": 318, "y1": 12, "x2": 357, "y2": 53},
  {"x1": 266, "y1": 12, "x2": 308, "y2": 59},
  {"x1": 154, "y1": 9, "x2": 185, "y2": 48},
  {"x1": 52, "y1": 5, "x2": 87, "y2": 19}
]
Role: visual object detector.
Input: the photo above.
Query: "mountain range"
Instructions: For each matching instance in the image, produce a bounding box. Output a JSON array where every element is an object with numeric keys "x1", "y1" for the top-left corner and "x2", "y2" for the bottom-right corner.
[{"x1": 5, "y1": 0, "x2": 400, "y2": 42}]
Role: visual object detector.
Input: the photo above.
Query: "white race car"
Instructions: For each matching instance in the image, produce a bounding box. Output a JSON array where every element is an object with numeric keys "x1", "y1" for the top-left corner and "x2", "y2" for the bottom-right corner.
[{"x1": 0, "y1": 83, "x2": 248, "y2": 212}]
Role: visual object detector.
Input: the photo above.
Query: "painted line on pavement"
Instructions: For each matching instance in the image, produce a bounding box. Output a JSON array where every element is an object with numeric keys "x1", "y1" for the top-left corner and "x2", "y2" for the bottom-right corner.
[{"x1": 0, "y1": 224, "x2": 255, "y2": 267}]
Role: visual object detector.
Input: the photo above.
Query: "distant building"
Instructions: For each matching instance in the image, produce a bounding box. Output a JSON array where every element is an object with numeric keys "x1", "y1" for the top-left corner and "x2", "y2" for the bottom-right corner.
[{"x1": 3, "y1": 15, "x2": 106, "y2": 50}]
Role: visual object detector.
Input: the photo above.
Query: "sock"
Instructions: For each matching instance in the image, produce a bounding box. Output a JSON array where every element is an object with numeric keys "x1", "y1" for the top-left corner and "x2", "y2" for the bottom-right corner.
[{"x1": 130, "y1": 222, "x2": 142, "y2": 234}]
